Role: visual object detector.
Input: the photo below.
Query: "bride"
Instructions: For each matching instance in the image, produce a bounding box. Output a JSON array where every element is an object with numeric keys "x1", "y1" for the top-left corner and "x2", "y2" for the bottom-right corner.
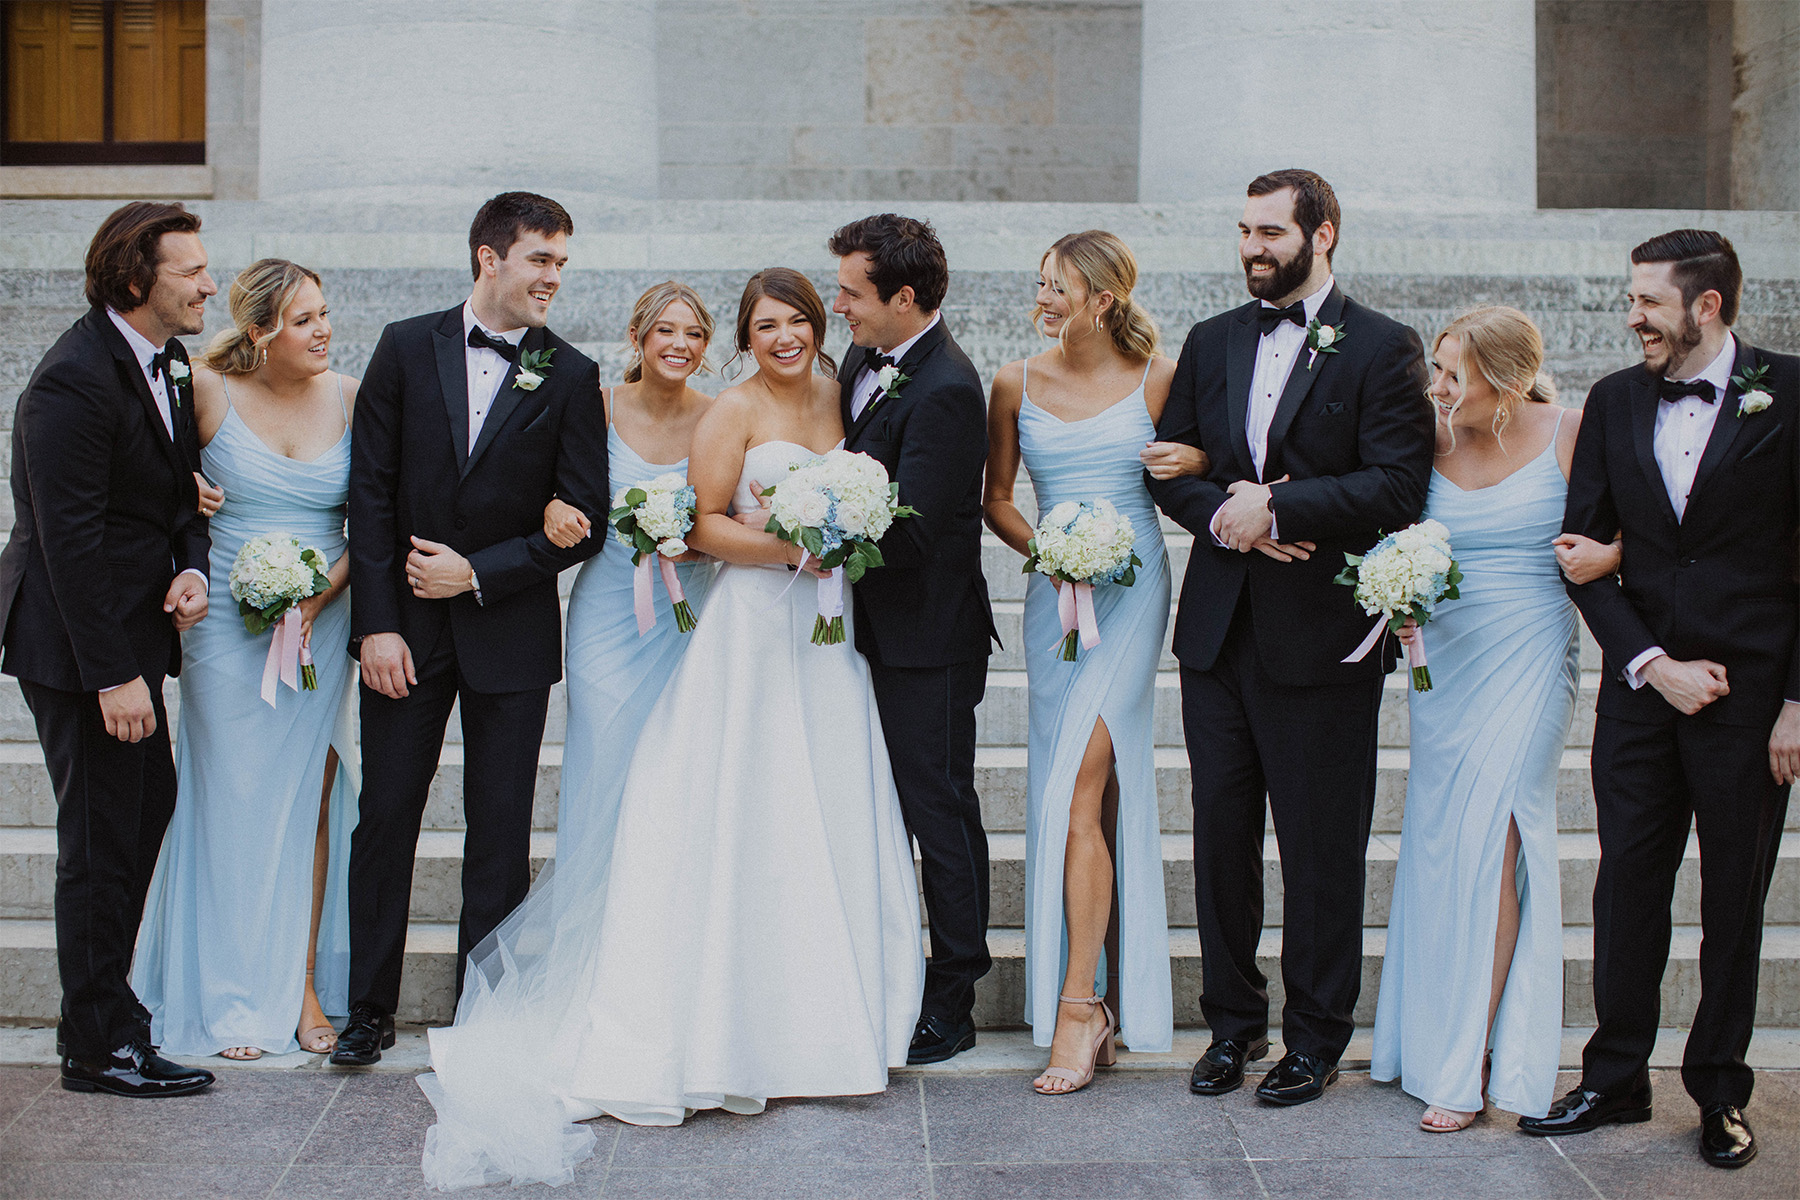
[{"x1": 419, "y1": 268, "x2": 924, "y2": 1189}]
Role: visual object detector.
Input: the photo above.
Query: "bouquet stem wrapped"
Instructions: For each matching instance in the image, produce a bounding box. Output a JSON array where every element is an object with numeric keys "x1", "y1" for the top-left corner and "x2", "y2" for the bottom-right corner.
[
  {"x1": 1022, "y1": 498, "x2": 1140, "y2": 661},
  {"x1": 228, "y1": 533, "x2": 332, "y2": 706},
  {"x1": 609, "y1": 475, "x2": 699, "y2": 635},
  {"x1": 1334, "y1": 519, "x2": 1463, "y2": 691}
]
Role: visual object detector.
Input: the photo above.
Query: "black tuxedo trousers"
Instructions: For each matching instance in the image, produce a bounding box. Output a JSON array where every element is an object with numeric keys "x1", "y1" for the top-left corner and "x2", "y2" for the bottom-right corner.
[
  {"x1": 348, "y1": 626, "x2": 549, "y2": 1013},
  {"x1": 1181, "y1": 596, "x2": 1383, "y2": 1060}
]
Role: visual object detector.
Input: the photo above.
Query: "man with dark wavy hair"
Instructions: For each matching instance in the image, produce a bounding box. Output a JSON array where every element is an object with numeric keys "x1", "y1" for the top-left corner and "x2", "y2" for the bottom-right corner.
[
  {"x1": 1537, "y1": 230, "x2": 1798, "y2": 1169},
  {"x1": 0, "y1": 202, "x2": 217, "y2": 1097}
]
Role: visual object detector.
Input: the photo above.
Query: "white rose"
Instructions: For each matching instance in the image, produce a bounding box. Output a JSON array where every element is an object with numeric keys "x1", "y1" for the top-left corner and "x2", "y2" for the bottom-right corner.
[
  {"x1": 876, "y1": 365, "x2": 902, "y2": 392},
  {"x1": 657, "y1": 538, "x2": 687, "y2": 558},
  {"x1": 1314, "y1": 324, "x2": 1338, "y2": 348},
  {"x1": 167, "y1": 359, "x2": 191, "y2": 381},
  {"x1": 1740, "y1": 389, "x2": 1773, "y2": 416},
  {"x1": 515, "y1": 370, "x2": 544, "y2": 391},
  {"x1": 796, "y1": 491, "x2": 830, "y2": 526}
]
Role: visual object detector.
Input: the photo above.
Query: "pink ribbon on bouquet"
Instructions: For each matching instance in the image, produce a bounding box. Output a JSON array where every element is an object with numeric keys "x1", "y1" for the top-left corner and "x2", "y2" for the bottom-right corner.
[
  {"x1": 632, "y1": 554, "x2": 690, "y2": 636},
  {"x1": 1341, "y1": 615, "x2": 1427, "y2": 673},
  {"x1": 260, "y1": 607, "x2": 303, "y2": 708},
  {"x1": 1055, "y1": 580, "x2": 1102, "y2": 652}
]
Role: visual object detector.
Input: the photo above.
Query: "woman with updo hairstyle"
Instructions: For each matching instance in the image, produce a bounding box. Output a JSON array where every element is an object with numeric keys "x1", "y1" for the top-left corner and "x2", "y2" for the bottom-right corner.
[
  {"x1": 984, "y1": 230, "x2": 1207, "y2": 1093},
  {"x1": 133, "y1": 258, "x2": 360, "y2": 1060},
  {"x1": 1372, "y1": 305, "x2": 1616, "y2": 1131},
  {"x1": 541, "y1": 280, "x2": 720, "y2": 862}
]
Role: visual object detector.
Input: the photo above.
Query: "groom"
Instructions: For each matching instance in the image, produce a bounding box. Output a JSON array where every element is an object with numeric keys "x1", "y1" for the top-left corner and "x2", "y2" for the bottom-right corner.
[
  {"x1": 334, "y1": 192, "x2": 609, "y2": 1065},
  {"x1": 1532, "y1": 231, "x2": 1799, "y2": 1169},
  {"x1": 1146, "y1": 170, "x2": 1432, "y2": 1104},
  {"x1": 830, "y1": 214, "x2": 998, "y2": 1063}
]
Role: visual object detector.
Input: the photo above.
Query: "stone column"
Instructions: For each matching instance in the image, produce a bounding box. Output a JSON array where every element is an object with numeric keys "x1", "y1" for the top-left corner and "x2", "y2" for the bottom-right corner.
[
  {"x1": 257, "y1": 0, "x2": 657, "y2": 204},
  {"x1": 1137, "y1": 0, "x2": 1536, "y2": 211},
  {"x1": 1731, "y1": 0, "x2": 1800, "y2": 211}
]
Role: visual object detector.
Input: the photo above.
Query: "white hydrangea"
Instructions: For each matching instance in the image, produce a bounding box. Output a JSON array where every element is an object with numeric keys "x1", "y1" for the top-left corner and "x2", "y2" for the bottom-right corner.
[
  {"x1": 612, "y1": 474, "x2": 696, "y2": 559},
  {"x1": 1030, "y1": 497, "x2": 1137, "y2": 585},
  {"x1": 1349, "y1": 519, "x2": 1456, "y2": 617},
  {"x1": 764, "y1": 449, "x2": 907, "y2": 549},
  {"x1": 229, "y1": 533, "x2": 324, "y2": 612}
]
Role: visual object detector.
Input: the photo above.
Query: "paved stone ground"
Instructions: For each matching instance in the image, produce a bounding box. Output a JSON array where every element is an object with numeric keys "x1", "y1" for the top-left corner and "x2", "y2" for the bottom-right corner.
[{"x1": 0, "y1": 1040, "x2": 1795, "y2": 1199}]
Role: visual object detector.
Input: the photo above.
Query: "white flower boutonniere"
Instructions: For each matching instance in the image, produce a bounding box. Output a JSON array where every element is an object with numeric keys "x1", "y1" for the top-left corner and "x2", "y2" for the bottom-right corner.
[
  {"x1": 875, "y1": 363, "x2": 910, "y2": 403},
  {"x1": 514, "y1": 346, "x2": 554, "y2": 392},
  {"x1": 1305, "y1": 319, "x2": 1344, "y2": 370},
  {"x1": 1732, "y1": 362, "x2": 1774, "y2": 418},
  {"x1": 165, "y1": 358, "x2": 191, "y2": 407}
]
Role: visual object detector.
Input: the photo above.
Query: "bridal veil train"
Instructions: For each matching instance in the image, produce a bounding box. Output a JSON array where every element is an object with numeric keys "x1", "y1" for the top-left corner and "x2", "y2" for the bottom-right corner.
[{"x1": 418, "y1": 441, "x2": 924, "y2": 1189}]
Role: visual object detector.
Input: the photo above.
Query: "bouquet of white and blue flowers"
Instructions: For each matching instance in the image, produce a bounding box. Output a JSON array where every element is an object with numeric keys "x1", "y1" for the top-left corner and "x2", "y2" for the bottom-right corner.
[
  {"x1": 1021, "y1": 498, "x2": 1141, "y2": 661},
  {"x1": 228, "y1": 532, "x2": 331, "y2": 700},
  {"x1": 760, "y1": 448, "x2": 918, "y2": 645},
  {"x1": 1334, "y1": 518, "x2": 1463, "y2": 691},
  {"x1": 610, "y1": 473, "x2": 699, "y2": 634}
]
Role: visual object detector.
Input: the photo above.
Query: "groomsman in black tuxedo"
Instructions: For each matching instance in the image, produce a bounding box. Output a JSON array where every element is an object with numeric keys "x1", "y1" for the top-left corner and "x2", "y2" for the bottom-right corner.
[
  {"x1": 829, "y1": 215, "x2": 998, "y2": 1063},
  {"x1": 1146, "y1": 170, "x2": 1433, "y2": 1104},
  {"x1": 1528, "y1": 231, "x2": 1798, "y2": 1168},
  {"x1": 333, "y1": 193, "x2": 609, "y2": 1065},
  {"x1": 0, "y1": 203, "x2": 217, "y2": 1096}
]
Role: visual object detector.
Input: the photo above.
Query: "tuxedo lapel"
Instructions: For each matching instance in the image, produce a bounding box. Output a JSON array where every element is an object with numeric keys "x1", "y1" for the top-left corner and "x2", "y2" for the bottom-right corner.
[
  {"x1": 1223, "y1": 305, "x2": 1258, "y2": 478},
  {"x1": 95, "y1": 312, "x2": 180, "y2": 472},
  {"x1": 464, "y1": 325, "x2": 540, "y2": 477},
  {"x1": 838, "y1": 352, "x2": 859, "y2": 438},
  {"x1": 1627, "y1": 371, "x2": 1679, "y2": 527},
  {"x1": 846, "y1": 321, "x2": 948, "y2": 448},
  {"x1": 1263, "y1": 285, "x2": 1345, "y2": 467},
  {"x1": 433, "y1": 308, "x2": 471, "y2": 471},
  {"x1": 1689, "y1": 337, "x2": 1760, "y2": 504}
]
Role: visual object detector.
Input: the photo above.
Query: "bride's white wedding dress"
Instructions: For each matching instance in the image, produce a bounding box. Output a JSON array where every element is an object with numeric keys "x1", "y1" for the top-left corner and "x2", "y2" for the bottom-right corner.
[{"x1": 419, "y1": 441, "x2": 924, "y2": 1190}]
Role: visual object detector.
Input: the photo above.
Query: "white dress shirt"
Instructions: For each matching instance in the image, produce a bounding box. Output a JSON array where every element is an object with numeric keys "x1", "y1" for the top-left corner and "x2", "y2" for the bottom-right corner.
[
  {"x1": 106, "y1": 307, "x2": 177, "y2": 440},
  {"x1": 1624, "y1": 334, "x2": 1738, "y2": 688},
  {"x1": 1209, "y1": 276, "x2": 1335, "y2": 546},
  {"x1": 850, "y1": 311, "x2": 940, "y2": 421},
  {"x1": 462, "y1": 301, "x2": 525, "y2": 454}
]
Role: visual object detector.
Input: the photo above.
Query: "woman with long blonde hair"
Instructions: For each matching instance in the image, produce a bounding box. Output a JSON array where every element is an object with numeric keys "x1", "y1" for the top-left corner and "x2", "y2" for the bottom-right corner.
[
  {"x1": 985, "y1": 231, "x2": 1206, "y2": 1092},
  {"x1": 133, "y1": 258, "x2": 360, "y2": 1060},
  {"x1": 1372, "y1": 305, "x2": 1616, "y2": 1130}
]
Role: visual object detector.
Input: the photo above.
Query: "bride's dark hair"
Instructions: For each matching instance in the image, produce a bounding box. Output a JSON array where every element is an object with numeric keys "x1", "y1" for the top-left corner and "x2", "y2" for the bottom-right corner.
[{"x1": 728, "y1": 268, "x2": 838, "y2": 378}]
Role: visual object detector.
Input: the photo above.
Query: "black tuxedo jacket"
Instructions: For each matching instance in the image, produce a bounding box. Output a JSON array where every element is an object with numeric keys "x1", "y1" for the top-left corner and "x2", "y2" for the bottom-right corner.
[
  {"x1": 349, "y1": 306, "x2": 608, "y2": 694},
  {"x1": 1563, "y1": 338, "x2": 1800, "y2": 729},
  {"x1": 0, "y1": 307, "x2": 209, "y2": 691},
  {"x1": 1145, "y1": 286, "x2": 1433, "y2": 685},
  {"x1": 838, "y1": 319, "x2": 997, "y2": 668}
]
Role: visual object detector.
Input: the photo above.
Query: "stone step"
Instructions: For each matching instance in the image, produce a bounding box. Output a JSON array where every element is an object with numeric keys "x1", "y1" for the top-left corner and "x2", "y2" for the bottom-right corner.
[
  {"x1": 3, "y1": 917, "x2": 1796, "y2": 1030},
  {"x1": 7, "y1": 826, "x2": 1794, "y2": 932}
]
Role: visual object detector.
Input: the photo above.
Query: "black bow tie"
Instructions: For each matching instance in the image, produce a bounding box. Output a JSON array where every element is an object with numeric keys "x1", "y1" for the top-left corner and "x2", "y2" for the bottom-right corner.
[
  {"x1": 149, "y1": 346, "x2": 178, "y2": 379},
  {"x1": 1257, "y1": 303, "x2": 1307, "y2": 335},
  {"x1": 468, "y1": 326, "x2": 518, "y2": 362},
  {"x1": 864, "y1": 347, "x2": 898, "y2": 373},
  {"x1": 1659, "y1": 378, "x2": 1717, "y2": 404}
]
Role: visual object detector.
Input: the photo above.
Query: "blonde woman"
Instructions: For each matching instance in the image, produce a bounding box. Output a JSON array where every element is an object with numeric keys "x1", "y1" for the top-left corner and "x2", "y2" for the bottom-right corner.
[
  {"x1": 541, "y1": 281, "x2": 719, "y2": 863},
  {"x1": 133, "y1": 259, "x2": 358, "y2": 1059},
  {"x1": 1371, "y1": 306, "x2": 1616, "y2": 1130},
  {"x1": 985, "y1": 231, "x2": 1203, "y2": 1093}
]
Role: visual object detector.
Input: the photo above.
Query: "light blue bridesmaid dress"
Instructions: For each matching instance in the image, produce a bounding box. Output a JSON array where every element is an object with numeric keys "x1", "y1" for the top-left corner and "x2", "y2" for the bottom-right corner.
[
  {"x1": 133, "y1": 375, "x2": 359, "y2": 1056},
  {"x1": 1018, "y1": 361, "x2": 1174, "y2": 1052},
  {"x1": 555, "y1": 425, "x2": 714, "y2": 864},
  {"x1": 1372, "y1": 410, "x2": 1577, "y2": 1118}
]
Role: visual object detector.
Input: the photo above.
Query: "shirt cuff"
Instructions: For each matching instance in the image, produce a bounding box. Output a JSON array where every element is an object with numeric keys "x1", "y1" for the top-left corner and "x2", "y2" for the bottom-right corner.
[
  {"x1": 1268, "y1": 508, "x2": 1279, "y2": 543},
  {"x1": 1624, "y1": 646, "x2": 1666, "y2": 689},
  {"x1": 99, "y1": 681, "x2": 127, "y2": 693},
  {"x1": 1208, "y1": 507, "x2": 1228, "y2": 548},
  {"x1": 176, "y1": 567, "x2": 209, "y2": 594}
]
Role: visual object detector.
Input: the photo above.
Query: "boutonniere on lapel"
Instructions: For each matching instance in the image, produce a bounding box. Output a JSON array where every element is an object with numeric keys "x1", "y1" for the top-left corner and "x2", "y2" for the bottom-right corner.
[
  {"x1": 166, "y1": 357, "x2": 191, "y2": 407},
  {"x1": 514, "y1": 347, "x2": 554, "y2": 392},
  {"x1": 874, "y1": 362, "x2": 910, "y2": 405},
  {"x1": 1732, "y1": 362, "x2": 1773, "y2": 418},
  {"x1": 1305, "y1": 319, "x2": 1344, "y2": 370}
]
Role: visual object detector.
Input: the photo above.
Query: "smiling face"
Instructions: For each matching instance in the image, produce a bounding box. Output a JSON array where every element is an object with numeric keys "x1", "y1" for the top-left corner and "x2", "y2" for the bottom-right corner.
[
  {"x1": 258, "y1": 277, "x2": 330, "y2": 378},
  {"x1": 1626, "y1": 261, "x2": 1708, "y2": 378},
  {"x1": 475, "y1": 229, "x2": 568, "y2": 331},
  {"x1": 633, "y1": 298, "x2": 708, "y2": 386},
  {"x1": 833, "y1": 251, "x2": 913, "y2": 350},
  {"x1": 1427, "y1": 333, "x2": 1499, "y2": 423},
  {"x1": 1034, "y1": 252, "x2": 1109, "y2": 342},
  {"x1": 141, "y1": 231, "x2": 216, "y2": 340},
  {"x1": 746, "y1": 295, "x2": 816, "y2": 380},
  {"x1": 1238, "y1": 188, "x2": 1330, "y2": 305}
]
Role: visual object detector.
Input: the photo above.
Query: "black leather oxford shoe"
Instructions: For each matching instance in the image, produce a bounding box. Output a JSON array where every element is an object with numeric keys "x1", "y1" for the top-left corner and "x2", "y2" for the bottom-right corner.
[
  {"x1": 61, "y1": 1041, "x2": 214, "y2": 1098},
  {"x1": 1699, "y1": 1104, "x2": 1756, "y2": 1168},
  {"x1": 328, "y1": 1003, "x2": 395, "y2": 1066},
  {"x1": 1254, "y1": 1050, "x2": 1338, "y2": 1106},
  {"x1": 906, "y1": 1013, "x2": 976, "y2": 1065},
  {"x1": 1517, "y1": 1082, "x2": 1652, "y2": 1135},
  {"x1": 1189, "y1": 1037, "x2": 1270, "y2": 1096}
]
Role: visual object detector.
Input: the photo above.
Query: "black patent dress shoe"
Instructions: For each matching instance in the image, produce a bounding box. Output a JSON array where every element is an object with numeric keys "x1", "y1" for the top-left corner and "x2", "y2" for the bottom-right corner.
[
  {"x1": 906, "y1": 1013, "x2": 976, "y2": 1064},
  {"x1": 61, "y1": 1041, "x2": 214, "y2": 1098},
  {"x1": 1254, "y1": 1050, "x2": 1338, "y2": 1106},
  {"x1": 328, "y1": 1004, "x2": 395, "y2": 1066},
  {"x1": 1189, "y1": 1037, "x2": 1270, "y2": 1096},
  {"x1": 1699, "y1": 1104, "x2": 1756, "y2": 1168},
  {"x1": 1517, "y1": 1082, "x2": 1652, "y2": 1135}
]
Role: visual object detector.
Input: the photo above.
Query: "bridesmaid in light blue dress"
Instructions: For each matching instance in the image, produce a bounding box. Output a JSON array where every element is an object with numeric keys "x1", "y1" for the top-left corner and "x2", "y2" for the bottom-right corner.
[
  {"x1": 133, "y1": 261, "x2": 358, "y2": 1059},
  {"x1": 544, "y1": 283, "x2": 718, "y2": 865},
  {"x1": 1373, "y1": 307, "x2": 1617, "y2": 1129},
  {"x1": 986, "y1": 232, "x2": 1202, "y2": 1093}
]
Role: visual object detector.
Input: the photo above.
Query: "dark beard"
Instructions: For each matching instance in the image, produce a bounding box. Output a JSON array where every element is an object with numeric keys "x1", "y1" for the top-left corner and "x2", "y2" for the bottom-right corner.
[
  {"x1": 1243, "y1": 239, "x2": 1315, "y2": 302},
  {"x1": 1653, "y1": 311, "x2": 1705, "y2": 376}
]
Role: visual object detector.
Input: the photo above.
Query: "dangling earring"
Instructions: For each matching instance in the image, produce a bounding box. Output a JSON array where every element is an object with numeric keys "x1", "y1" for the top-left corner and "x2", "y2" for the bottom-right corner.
[{"x1": 1093, "y1": 312, "x2": 1102, "y2": 334}]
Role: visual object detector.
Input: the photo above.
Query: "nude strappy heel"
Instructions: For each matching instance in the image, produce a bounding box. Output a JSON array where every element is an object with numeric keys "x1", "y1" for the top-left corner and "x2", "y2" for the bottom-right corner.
[{"x1": 1032, "y1": 994, "x2": 1116, "y2": 1096}]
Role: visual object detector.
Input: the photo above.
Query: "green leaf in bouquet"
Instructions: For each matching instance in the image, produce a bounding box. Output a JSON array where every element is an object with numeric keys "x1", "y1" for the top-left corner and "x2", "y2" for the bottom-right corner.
[
  {"x1": 608, "y1": 504, "x2": 634, "y2": 523},
  {"x1": 1332, "y1": 564, "x2": 1360, "y2": 586},
  {"x1": 1022, "y1": 537, "x2": 1040, "y2": 574},
  {"x1": 633, "y1": 530, "x2": 658, "y2": 557},
  {"x1": 843, "y1": 548, "x2": 869, "y2": 583},
  {"x1": 857, "y1": 540, "x2": 884, "y2": 571},
  {"x1": 800, "y1": 526, "x2": 824, "y2": 557},
  {"x1": 894, "y1": 504, "x2": 919, "y2": 519},
  {"x1": 623, "y1": 488, "x2": 648, "y2": 508},
  {"x1": 1118, "y1": 565, "x2": 1137, "y2": 587}
]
